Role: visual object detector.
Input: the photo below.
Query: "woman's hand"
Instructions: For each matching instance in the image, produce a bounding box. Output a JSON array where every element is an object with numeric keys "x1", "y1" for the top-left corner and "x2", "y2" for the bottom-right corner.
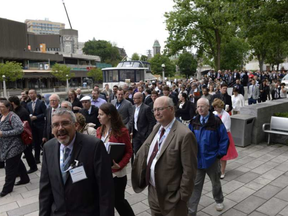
[{"x1": 111, "y1": 160, "x2": 121, "y2": 169}]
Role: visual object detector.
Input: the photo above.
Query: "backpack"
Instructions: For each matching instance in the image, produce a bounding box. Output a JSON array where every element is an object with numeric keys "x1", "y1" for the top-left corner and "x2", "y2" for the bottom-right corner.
[{"x1": 9, "y1": 113, "x2": 33, "y2": 145}]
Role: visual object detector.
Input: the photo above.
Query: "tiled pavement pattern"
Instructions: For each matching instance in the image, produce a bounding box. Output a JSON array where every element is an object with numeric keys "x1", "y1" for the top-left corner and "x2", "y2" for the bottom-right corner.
[{"x1": 1, "y1": 144, "x2": 288, "y2": 216}]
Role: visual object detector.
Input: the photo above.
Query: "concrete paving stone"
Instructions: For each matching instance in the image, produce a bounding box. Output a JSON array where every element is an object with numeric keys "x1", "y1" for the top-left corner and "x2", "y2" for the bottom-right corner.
[
  {"x1": 25, "y1": 182, "x2": 39, "y2": 191},
  {"x1": 0, "y1": 202, "x2": 19, "y2": 214},
  {"x1": 131, "y1": 202, "x2": 150, "y2": 215},
  {"x1": 257, "y1": 154, "x2": 277, "y2": 162},
  {"x1": 251, "y1": 163, "x2": 276, "y2": 175},
  {"x1": 235, "y1": 166, "x2": 251, "y2": 173},
  {"x1": 136, "y1": 212, "x2": 151, "y2": 216},
  {"x1": 202, "y1": 198, "x2": 237, "y2": 216},
  {"x1": 222, "y1": 180, "x2": 245, "y2": 194},
  {"x1": 271, "y1": 155, "x2": 288, "y2": 163},
  {"x1": 222, "y1": 208, "x2": 248, "y2": 216},
  {"x1": 7, "y1": 202, "x2": 38, "y2": 216},
  {"x1": 0, "y1": 194, "x2": 23, "y2": 207},
  {"x1": 126, "y1": 186, "x2": 136, "y2": 195},
  {"x1": 275, "y1": 187, "x2": 288, "y2": 202},
  {"x1": 242, "y1": 160, "x2": 266, "y2": 169},
  {"x1": 11, "y1": 186, "x2": 28, "y2": 195},
  {"x1": 141, "y1": 199, "x2": 149, "y2": 207},
  {"x1": 248, "y1": 211, "x2": 269, "y2": 216},
  {"x1": 203, "y1": 181, "x2": 212, "y2": 192},
  {"x1": 141, "y1": 188, "x2": 148, "y2": 196},
  {"x1": 17, "y1": 194, "x2": 38, "y2": 207},
  {"x1": 20, "y1": 188, "x2": 39, "y2": 199},
  {"x1": 145, "y1": 209, "x2": 151, "y2": 215},
  {"x1": 257, "y1": 197, "x2": 288, "y2": 216},
  {"x1": 236, "y1": 172, "x2": 260, "y2": 184},
  {"x1": 223, "y1": 170, "x2": 245, "y2": 181},
  {"x1": 24, "y1": 211, "x2": 39, "y2": 216},
  {"x1": 199, "y1": 195, "x2": 215, "y2": 208},
  {"x1": 27, "y1": 173, "x2": 39, "y2": 180},
  {"x1": 253, "y1": 176, "x2": 272, "y2": 186},
  {"x1": 197, "y1": 204, "x2": 204, "y2": 211},
  {"x1": 248, "y1": 150, "x2": 268, "y2": 158},
  {"x1": 245, "y1": 181, "x2": 266, "y2": 191},
  {"x1": 254, "y1": 184, "x2": 282, "y2": 200},
  {"x1": 197, "y1": 212, "x2": 210, "y2": 216},
  {"x1": 261, "y1": 169, "x2": 285, "y2": 181},
  {"x1": 279, "y1": 205, "x2": 288, "y2": 216},
  {"x1": 0, "y1": 213, "x2": 7, "y2": 216},
  {"x1": 126, "y1": 193, "x2": 147, "y2": 205},
  {"x1": 225, "y1": 162, "x2": 243, "y2": 170},
  {"x1": 270, "y1": 175, "x2": 288, "y2": 188},
  {"x1": 234, "y1": 195, "x2": 266, "y2": 214},
  {"x1": 274, "y1": 162, "x2": 288, "y2": 172},
  {"x1": 226, "y1": 186, "x2": 255, "y2": 203},
  {"x1": 236, "y1": 156, "x2": 257, "y2": 165}
]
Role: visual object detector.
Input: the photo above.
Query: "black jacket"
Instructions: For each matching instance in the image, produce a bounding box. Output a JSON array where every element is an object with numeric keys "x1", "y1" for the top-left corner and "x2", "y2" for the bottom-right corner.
[{"x1": 79, "y1": 106, "x2": 100, "y2": 129}]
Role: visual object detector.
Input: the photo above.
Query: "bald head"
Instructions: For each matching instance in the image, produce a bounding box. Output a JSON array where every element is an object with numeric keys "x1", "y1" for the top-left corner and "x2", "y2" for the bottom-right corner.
[
  {"x1": 153, "y1": 96, "x2": 174, "y2": 127},
  {"x1": 133, "y1": 92, "x2": 143, "y2": 105}
]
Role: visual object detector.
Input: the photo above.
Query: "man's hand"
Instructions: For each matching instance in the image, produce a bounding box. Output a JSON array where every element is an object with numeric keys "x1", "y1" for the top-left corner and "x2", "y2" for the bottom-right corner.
[{"x1": 30, "y1": 116, "x2": 37, "y2": 121}]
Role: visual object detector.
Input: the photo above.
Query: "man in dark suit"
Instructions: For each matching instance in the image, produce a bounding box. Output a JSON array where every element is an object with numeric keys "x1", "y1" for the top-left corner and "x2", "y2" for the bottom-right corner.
[
  {"x1": 76, "y1": 88, "x2": 84, "y2": 100},
  {"x1": 79, "y1": 96, "x2": 100, "y2": 129},
  {"x1": 27, "y1": 89, "x2": 46, "y2": 164},
  {"x1": 42, "y1": 94, "x2": 60, "y2": 144},
  {"x1": 211, "y1": 83, "x2": 233, "y2": 113},
  {"x1": 111, "y1": 88, "x2": 133, "y2": 131},
  {"x1": 39, "y1": 109, "x2": 114, "y2": 216},
  {"x1": 132, "y1": 96, "x2": 197, "y2": 216},
  {"x1": 130, "y1": 92, "x2": 155, "y2": 154},
  {"x1": 20, "y1": 90, "x2": 31, "y2": 110},
  {"x1": 144, "y1": 89, "x2": 153, "y2": 105}
]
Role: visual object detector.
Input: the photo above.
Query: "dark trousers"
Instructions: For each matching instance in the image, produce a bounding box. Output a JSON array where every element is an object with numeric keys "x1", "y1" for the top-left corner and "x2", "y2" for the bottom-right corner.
[
  {"x1": 114, "y1": 176, "x2": 135, "y2": 216},
  {"x1": 1, "y1": 153, "x2": 30, "y2": 194},
  {"x1": 23, "y1": 145, "x2": 37, "y2": 169},
  {"x1": 188, "y1": 159, "x2": 223, "y2": 215},
  {"x1": 32, "y1": 126, "x2": 43, "y2": 161},
  {"x1": 248, "y1": 97, "x2": 257, "y2": 105}
]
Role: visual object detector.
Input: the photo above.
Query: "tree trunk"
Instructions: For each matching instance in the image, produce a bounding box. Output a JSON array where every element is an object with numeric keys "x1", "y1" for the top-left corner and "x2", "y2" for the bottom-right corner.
[
  {"x1": 258, "y1": 54, "x2": 264, "y2": 72},
  {"x1": 215, "y1": 29, "x2": 221, "y2": 71}
]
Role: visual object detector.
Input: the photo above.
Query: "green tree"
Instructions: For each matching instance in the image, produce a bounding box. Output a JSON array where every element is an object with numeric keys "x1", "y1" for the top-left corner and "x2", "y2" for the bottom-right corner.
[
  {"x1": 83, "y1": 40, "x2": 122, "y2": 66},
  {"x1": 87, "y1": 68, "x2": 103, "y2": 83},
  {"x1": 140, "y1": 55, "x2": 148, "y2": 61},
  {"x1": 177, "y1": 52, "x2": 197, "y2": 77},
  {"x1": 0, "y1": 61, "x2": 23, "y2": 81},
  {"x1": 220, "y1": 37, "x2": 249, "y2": 70},
  {"x1": 149, "y1": 54, "x2": 175, "y2": 77},
  {"x1": 51, "y1": 64, "x2": 74, "y2": 81},
  {"x1": 131, "y1": 53, "x2": 140, "y2": 60},
  {"x1": 165, "y1": 0, "x2": 237, "y2": 70}
]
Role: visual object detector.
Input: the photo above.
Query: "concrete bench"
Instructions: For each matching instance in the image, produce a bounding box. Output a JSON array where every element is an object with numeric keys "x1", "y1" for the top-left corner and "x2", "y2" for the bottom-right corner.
[{"x1": 262, "y1": 116, "x2": 288, "y2": 145}]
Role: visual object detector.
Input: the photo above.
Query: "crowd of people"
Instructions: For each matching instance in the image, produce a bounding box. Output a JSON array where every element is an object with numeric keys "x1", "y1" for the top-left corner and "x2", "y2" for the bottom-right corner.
[{"x1": 0, "y1": 69, "x2": 287, "y2": 215}]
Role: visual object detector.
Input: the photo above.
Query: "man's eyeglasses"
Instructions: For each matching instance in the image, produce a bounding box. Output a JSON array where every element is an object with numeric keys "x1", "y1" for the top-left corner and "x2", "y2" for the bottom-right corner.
[
  {"x1": 152, "y1": 106, "x2": 171, "y2": 113},
  {"x1": 52, "y1": 121, "x2": 72, "y2": 129}
]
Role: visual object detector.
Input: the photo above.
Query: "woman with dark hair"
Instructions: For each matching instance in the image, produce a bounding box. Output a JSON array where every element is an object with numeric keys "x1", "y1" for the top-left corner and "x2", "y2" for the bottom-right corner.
[
  {"x1": 176, "y1": 92, "x2": 194, "y2": 126},
  {"x1": 96, "y1": 103, "x2": 134, "y2": 216},
  {"x1": 0, "y1": 100, "x2": 30, "y2": 197},
  {"x1": 66, "y1": 90, "x2": 82, "y2": 113}
]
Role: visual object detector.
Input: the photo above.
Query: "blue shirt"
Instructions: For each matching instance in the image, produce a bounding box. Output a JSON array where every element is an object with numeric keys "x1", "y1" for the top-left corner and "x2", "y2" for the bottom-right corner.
[
  {"x1": 200, "y1": 112, "x2": 210, "y2": 125},
  {"x1": 91, "y1": 98, "x2": 106, "y2": 108}
]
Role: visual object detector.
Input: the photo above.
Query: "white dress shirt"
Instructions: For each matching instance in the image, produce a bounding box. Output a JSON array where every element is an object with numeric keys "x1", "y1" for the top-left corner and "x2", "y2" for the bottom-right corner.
[
  {"x1": 147, "y1": 118, "x2": 176, "y2": 187},
  {"x1": 134, "y1": 103, "x2": 142, "y2": 131}
]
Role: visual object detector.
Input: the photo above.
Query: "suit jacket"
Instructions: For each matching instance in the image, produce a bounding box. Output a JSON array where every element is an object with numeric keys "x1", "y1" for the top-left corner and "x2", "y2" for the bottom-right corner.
[
  {"x1": 211, "y1": 92, "x2": 233, "y2": 112},
  {"x1": 27, "y1": 99, "x2": 46, "y2": 129},
  {"x1": 131, "y1": 121, "x2": 198, "y2": 215},
  {"x1": 131, "y1": 103, "x2": 155, "y2": 149},
  {"x1": 247, "y1": 84, "x2": 260, "y2": 99},
  {"x1": 111, "y1": 99, "x2": 133, "y2": 131},
  {"x1": 39, "y1": 132, "x2": 114, "y2": 216},
  {"x1": 144, "y1": 95, "x2": 153, "y2": 105},
  {"x1": 43, "y1": 107, "x2": 55, "y2": 141},
  {"x1": 79, "y1": 106, "x2": 100, "y2": 129}
]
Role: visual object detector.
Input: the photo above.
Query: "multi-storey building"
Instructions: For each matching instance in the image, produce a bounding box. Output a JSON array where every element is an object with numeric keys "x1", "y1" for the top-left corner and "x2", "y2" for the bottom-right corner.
[{"x1": 25, "y1": 18, "x2": 65, "y2": 35}]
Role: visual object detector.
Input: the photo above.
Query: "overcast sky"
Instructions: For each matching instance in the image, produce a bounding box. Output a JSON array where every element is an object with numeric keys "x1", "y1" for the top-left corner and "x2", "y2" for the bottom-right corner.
[{"x1": 0, "y1": 0, "x2": 175, "y2": 57}]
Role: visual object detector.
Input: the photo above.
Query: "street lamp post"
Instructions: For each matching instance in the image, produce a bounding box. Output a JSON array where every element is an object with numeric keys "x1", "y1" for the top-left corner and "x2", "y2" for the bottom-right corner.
[
  {"x1": 2, "y1": 75, "x2": 7, "y2": 98},
  {"x1": 161, "y1": 64, "x2": 165, "y2": 82},
  {"x1": 66, "y1": 74, "x2": 69, "y2": 92}
]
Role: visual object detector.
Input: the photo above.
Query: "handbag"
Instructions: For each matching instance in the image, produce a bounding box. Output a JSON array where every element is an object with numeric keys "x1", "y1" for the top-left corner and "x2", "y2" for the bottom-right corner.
[{"x1": 9, "y1": 113, "x2": 33, "y2": 145}]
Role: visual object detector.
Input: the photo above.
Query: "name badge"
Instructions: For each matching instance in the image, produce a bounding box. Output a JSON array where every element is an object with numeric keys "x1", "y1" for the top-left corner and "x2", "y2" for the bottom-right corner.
[{"x1": 69, "y1": 166, "x2": 87, "y2": 183}]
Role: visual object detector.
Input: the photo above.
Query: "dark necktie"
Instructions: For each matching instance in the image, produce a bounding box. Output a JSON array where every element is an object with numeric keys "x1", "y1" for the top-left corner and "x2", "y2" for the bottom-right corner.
[
  {"x1": 62, "y1": 147, "x2": 71, "y2": 183},
  {"x1": 146, "y1": 128, "x2": 165, "y2": 185},
  {"x1": 202, "y1": 118, "x2": 205, "y2": 126}
]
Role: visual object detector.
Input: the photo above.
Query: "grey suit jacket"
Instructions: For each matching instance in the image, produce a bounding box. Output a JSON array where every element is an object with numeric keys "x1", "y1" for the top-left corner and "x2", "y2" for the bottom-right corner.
[
  {"x1": 132, "y1": 120, "x2": 198, "y2": 215},
  {"x1": 111, "y1": 99, "x2": 133, "y2": 131},
  {"x1": 248, "y1": 84, "x2": 260, "y2": 99},
  {"x1": 39, "y1": 132, "x2": 114, "y2": 216}
]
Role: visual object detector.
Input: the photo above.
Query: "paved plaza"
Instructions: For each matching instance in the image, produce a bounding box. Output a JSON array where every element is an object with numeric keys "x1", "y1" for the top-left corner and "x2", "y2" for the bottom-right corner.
[{"x1": 1, "y1": 143, "x2": 288, "y2": 216}]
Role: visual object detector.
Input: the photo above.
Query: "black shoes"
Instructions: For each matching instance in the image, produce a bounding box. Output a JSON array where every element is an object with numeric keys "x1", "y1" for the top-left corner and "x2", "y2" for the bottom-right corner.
[
  {"x1": 27, "y1": 168, "x2": 38, "y2": 174},
  {"x1": 0, "y1": 191, "x2": 9, "y2": 197},
  {"x1": 15, "y1": 180, "x2": 30, "y2": 186}
]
